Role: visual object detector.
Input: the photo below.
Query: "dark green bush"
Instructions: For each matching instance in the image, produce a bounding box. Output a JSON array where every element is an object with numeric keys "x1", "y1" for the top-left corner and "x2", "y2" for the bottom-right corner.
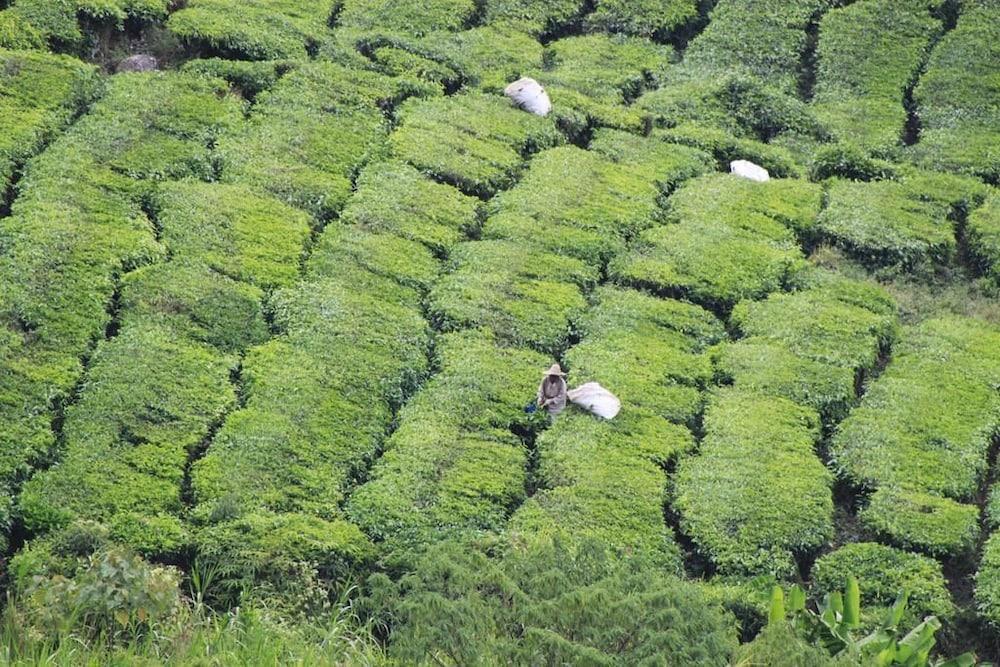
[
  {"x1": 168, "y1": 0, "x2": 334, "y2": 59},
  {"x1": 372, "y1": 538, "x2": 738, "y2": 664},
  {"x1": 811, "y1": 543, "x2": 954, "y2": 627},
  {"x1": 977, "y1": 531, "x2": 1000, "y2": 627},
  {"x1": 674, "y1": 389, "x2": 832, "y2": 578}
]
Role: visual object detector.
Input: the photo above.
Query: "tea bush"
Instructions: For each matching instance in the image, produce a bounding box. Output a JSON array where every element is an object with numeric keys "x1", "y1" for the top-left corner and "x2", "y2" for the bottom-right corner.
[
  {"x1": 812, "y1": 0, "x2": 941, "y2": 154},
  {"x1": 337, "y1": 0, "x2": 476, "y2": 37},
  {"x1": 967, "y1": 191, "x2": 1000, "y2": 284},
  {"x1": 586, "y1": 0, "x2": 699, "y2": 39},
  {"x1": 860, "y1": 487, "x2": 980, "y2": 557},
  {"x1": 911, "y1": 3, "x2": 1000, "y2": 181},
  {"x1": 978, "y1": 532, "x2": 1000, "y2": 626},
  {"x1": 812, "y1": 543, "x2": 954, "y2": 627},
  {"x1": 168, "y1": 0, "x2": 334, "y2": 60},
  {"x1": 482, "y1": 0, "x2": 587, "y2": 37},
  {"x1": 674, "y1": 389, "x2": 833, "y2": 578}
]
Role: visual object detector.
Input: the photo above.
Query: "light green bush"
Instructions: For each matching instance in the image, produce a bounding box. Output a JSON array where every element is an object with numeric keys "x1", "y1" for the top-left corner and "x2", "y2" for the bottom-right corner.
[
  {"x1": 482, "y1": 0, "x2": 587, "y2": 37},
  {"x1": 673, "y1": 389, "x2": 833, "y2": 578},
  {"x1": 586, "y1": 0, "x2": 698, "y2": 39},
  {"x1": 977, "y1": 532, "x2": 1000, "y2": 626},
  {"x1": 338, "y1": 0, "x2": 476, "y2": 37},
  {"x1": 860, "y1": 487, "x2": 980, "y2": 557},
  {"x1": 812, "y1": 543, "x2": 954, "y2": 626},
  {"x1": 968, "y1": 192, "x2": 1000, "y2": 284}
]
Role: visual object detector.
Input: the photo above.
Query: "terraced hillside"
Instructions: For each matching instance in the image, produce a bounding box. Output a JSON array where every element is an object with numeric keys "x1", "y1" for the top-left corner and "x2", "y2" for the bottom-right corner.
[{"x1": 0, "y1": 0, "x2": 998, "y2": 663}]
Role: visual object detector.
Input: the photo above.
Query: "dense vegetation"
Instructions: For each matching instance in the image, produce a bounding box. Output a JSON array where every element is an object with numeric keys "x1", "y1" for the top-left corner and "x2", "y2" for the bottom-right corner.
[{"x1": 0, "y1": 0, "x2": 998, "y2": 664}]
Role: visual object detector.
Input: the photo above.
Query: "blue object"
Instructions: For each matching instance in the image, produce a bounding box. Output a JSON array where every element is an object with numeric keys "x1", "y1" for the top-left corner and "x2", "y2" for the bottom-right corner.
[{"x1": 524, "y1": 402, "x2": 537, "y2": 414}]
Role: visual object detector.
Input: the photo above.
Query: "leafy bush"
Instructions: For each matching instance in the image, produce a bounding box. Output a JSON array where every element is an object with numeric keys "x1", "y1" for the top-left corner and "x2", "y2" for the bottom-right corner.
[
  {"x1": 736, "y1": 623, "x2": 857, "y2": 667},
  {"x1": 611, "y1": 173, "x2": 821, "y2": 310},
  {"x1": 967, "y1": 192, "x2": 1000, "y2": 284},
  {"x1": 168, "y1": 0, "x2": 335, "y2": 59},
  {"x1": 809, "y1": 141, "x2": 897, "y2": 181},
  {"x1": 429, "y1": 240, "x2": 595, "y2": 354},
  {"x1": 811, "y1": 543, "x2": 954, "y2": 627},
  {"x1": 390, "y1": 92, "x2": 562, "y2": 197},
  {"x1": 370, "y1": 538, "x2": 739, "y2": 664},
  {"x1": 977, "y1": 532, "x2": 1000, "y2": 627},
  {"x1": 682, "y1": 0, "x2": 834, "y2": 94},
  {"x1": 860, "y1": 487, "x2": 980, "y2": 557},
  {"x1": 410, "y1": 26, "x2": 544, "y2": 91},
  {"x1": 340, "y1": 161, "x2": 480, "y2": 256},
  {"x1": 812, "y1": 0, "x2": 941, "y2": 154},
  {"x1": 338, "y1": 0, "x2": 476, "y2": 37},
  {"x1": 18, "y1": 324, "x2": 236, "y2": 557},
  {"x1": 830, "y1": 316, "x2": 1000, "y2": 503},
  {"x1": 586, "y1": 0, "x2": 699, "y2": 39},
  {"x1": 673, "y1": 389, "x2": 833, "y2": 578},
  {"x1": 910, "y1": 3, "x2": 1000, "y2": 181},
  {"x1": 482, "y1": 0, "x2": 588, "y2": 37},
  {"x1": 348, "y1": 330, "x2": 549, "y2": 567}
]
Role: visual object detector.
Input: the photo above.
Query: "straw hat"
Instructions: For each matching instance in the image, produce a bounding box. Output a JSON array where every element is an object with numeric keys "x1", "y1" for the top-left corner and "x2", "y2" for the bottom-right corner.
[{"x1": 543, "y1": 363, "x2": 567, "y2": 377}]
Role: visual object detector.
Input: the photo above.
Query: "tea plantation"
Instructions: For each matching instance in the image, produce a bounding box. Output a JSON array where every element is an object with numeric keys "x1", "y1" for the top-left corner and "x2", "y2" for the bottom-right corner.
[{"x1": 0, "y1": 0, "x2": 998, "y2": 664}]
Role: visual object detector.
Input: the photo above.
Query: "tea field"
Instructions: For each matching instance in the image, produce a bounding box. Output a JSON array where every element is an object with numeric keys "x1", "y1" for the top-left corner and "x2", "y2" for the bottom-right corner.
[{"x1": 0, "y1": 0, "x2": 998, "y2": 664}]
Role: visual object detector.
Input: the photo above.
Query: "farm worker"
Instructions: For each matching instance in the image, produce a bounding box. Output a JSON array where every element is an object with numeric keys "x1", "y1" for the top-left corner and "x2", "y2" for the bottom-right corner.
[{"x1": 537, "y1": 363, "x2": 568, "y2": 416}]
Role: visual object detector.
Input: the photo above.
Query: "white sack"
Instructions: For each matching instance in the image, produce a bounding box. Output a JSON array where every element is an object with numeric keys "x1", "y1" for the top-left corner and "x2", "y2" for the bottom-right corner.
[
  {"x1": 567, "y1": 382, "x2": 621, "y2": 420},
  {"x1": 504, "y1": 77, "x2": 551, "y2": 116},
  {"x1": 730, "y1": 160, "x2": 770, "y2": 182}
]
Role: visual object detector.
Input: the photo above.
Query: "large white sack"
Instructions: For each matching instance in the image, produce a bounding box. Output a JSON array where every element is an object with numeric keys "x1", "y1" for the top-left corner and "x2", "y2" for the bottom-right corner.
[
  {"x1": 730, "y1": 160, "x2": 770, "y2": 182},
  {"x1": 567, "y1": 382, "x2": 621, "y2": 420},
  {"x1": 504, "y1": 77, "x2": 551, "y2": 116}
]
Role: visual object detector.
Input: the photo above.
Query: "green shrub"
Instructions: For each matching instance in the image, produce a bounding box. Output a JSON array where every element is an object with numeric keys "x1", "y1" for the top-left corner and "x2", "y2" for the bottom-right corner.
[
  {"x1": 338, "y1": 0, "x2": 476, "y2": 37},
  {"x1": 371, "y1": 538, "x2": 739, "y2": 664},
  {"x1": 586, "y1": 0, "x2": 698, "y2": 39},
  {"x1": 910, "y1": 3, "x2": 1000, "y2": 181},
  {"x1": 0, "y1": 0, "x2": 82, "y2": 48},
  {"x1": 482, "y1": 0, "x2": 587, "y2": 37},
  {"x1": 860, "y1": 487, "x2": 980, "y2": 557},
  {"x1": 482, "y1": 139, "x2": 710, "y2": 266},
  {"x1": 830, "y1": 317, "x2": 1000, "y2": 501},
  {"x1": 168, "y1": 0, "x2": 334, "y2": 59},
  {"x1": 812, "y1": 0, "x2": 941, "y2": 154},
  {"x1": 348, "y1": 330, "x2": 549, "y2": 566},
  {"x1": 977, "y1": 532, "x2": 1000, "y2": 626},
  {"x1": 18, "y1": 324, "x2": 236, "y2": 557},
  {"x1": 218, "y1": 62, "x2": 430, "y2": 219},
  {"x1": 611, "y1": 174, "x2": 821, "y2": 309},
  {"x1": 673, "y1": 389, "x2": 832, "y2": 578},
  {"x1": 181, "y1": 58, "x2": 291, "y2": 99},
  {"x1": 153, "y1": 182, "x2": 312, "y2": 290},
  {"x1": 811, "y1": 543, "x2": 954, "y2": 627},
  {"x1": 967, "y1": 192, "x2": 1000, "y2": 284},
  {"x1": 809, "y1": 141, "x2": 897, "y2": 181},
  {"x1": 656, "y1": 122, "x2": 804, "y2": 178},
  {"x1": 412, "y1": 26, "x2": 544, "y2": 91},
  {"x1": 736, "y1": 623, "x2": 856, "y2": 667},
  {"x1": 340, "y1": 161, "x2": 480, "y2": 256},
  {"x1": 428, "y1": 240, "x2": 596, "y2": 354},
  {"x1": 817, "y1": 179, "x2": 956, "y2": 272},
  {"x1": 534, "y1": 34, "x2": 671, "y2": 133},
  {"x1": 119, "y1": 263, "x2": 270, "y2": 354},
  {"x1": 682, "y1": 0, "x2": 834, "y2": 94},
  {"x1": 390, "y1": 92, "x2": 562, "y2": 197}
]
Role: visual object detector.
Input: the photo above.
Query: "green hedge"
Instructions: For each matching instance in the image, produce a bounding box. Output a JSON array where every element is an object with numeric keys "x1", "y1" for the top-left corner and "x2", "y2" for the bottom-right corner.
[
  {"x1": 428, "y1": 240, "x2": 596, "y2": 354},
  {"x1": 0, "y1": 0, "x2": 171, "y2": 49},
  {"x1": 586, "y1": 0, "x2": 698, "y2": 39},
  {"x1": 860, "y1": 487, "x2": 980, "y2": 557},
  {"x1": 390, "y1": 92, "x2": 562, "y2": 197},
  {"x1": 977, "y1": 532, "x2": 1000, "y2": 627},
  {"x1": 682, "y1": 0, "x2": 834, "y2": 95},
  {"x1": 507, "y1": 287, "x2": 722, "y2": 569},
  {"x1": 534, "y1": 34, "x2": 672, "y2": 133},
  {"x1": 152, "y1": 182, "x2": 311, "y2": 290},
  {"x1": 812, "y1": 0, "x2": 940, "y2": 154},
  {"x1": 482, "y1": 0, "x2": 587, "y2": 37},
  {"x1": 18, "y1": 324, "x2": 236, "y2": 558},
  {"x1": 910, "y1": 3, "x2": 1000, "y2": 181},
  {"x1": 654, "y1": 122, "x2": 803, "y2": 178},
  {"x1": 219, "y1": 62, "x2": 435, "y2": 219},
  {"x1": 831, "y1": 318, "x2": 1000, "y2": 561},
  {"x1": 347, "y1": 330, "x2": 549, "y2": 567},
  {"x1": 340, "y1": 161, "x2": 480, "y2": 256},
  {"x1": 338, "y1": 0, "x2": 476, "y2": 37},
  {"x1": 611, "y1": 174, "x2": 821, "y2": 310},
  {"x1": 967, "y1": 192, "x2": 1000, "y2": 284},
  {"x1": 0, "y1": 49, "x2": 99, "y2": 192},
  {"x1": 482, "y1": 137, "x2": 711, "y2": 266},
  {"x1": 674, "y1": 389, "x2": 833, "y2": 578},
  {"x1": 168, "y1": 0, "x2": 334, "y2": 59},
  {"x1": 812, "y1": 543, "x2": 954, "y2": 627}
]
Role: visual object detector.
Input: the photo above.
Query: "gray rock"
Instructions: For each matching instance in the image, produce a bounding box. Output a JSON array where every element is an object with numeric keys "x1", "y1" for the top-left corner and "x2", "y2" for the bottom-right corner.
[{"x1": 116, "y1": 54, "x2": 159, "y2": 73}]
